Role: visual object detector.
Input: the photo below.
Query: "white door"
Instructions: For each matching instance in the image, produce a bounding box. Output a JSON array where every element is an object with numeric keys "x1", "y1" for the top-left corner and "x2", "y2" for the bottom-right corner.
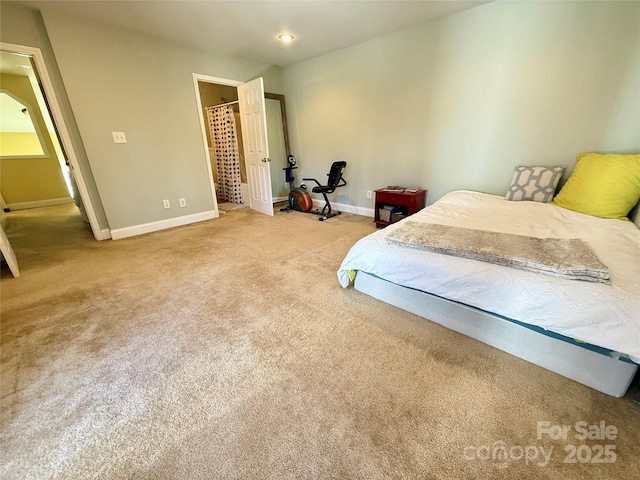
[
  {"x1": 238, "y1": 77, "x2": 273, "y2": 216},
  {"x1": 0, "y1": 224, "x2": 20, "y2": 277}
]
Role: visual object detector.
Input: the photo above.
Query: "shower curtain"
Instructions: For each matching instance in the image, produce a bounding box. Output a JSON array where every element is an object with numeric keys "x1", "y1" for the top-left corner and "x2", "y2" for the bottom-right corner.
[{"x1": 207, "y1": 106, "x2": 243, "y2": 204}]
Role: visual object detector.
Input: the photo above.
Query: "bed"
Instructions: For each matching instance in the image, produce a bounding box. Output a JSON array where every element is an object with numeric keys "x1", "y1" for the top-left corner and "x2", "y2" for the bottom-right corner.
[{"x1": 337, "y1": 189, "x2": 640, "y2": 397}]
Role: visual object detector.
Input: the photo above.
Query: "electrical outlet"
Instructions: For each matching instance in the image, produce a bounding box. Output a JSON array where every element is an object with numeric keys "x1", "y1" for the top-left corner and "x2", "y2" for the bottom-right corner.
[
  {"x1": 112, "y1": 132, "x2": 127, "y2": 143},
  {"x1": 163, "y1": 199, "x2": 170, "y2": 209},
  {"x1": 367, "y1": 190, "x2": 372, "y2": 199},
  {"x1": 179, "y1": 198, "x2": 187, "y2": 207}
]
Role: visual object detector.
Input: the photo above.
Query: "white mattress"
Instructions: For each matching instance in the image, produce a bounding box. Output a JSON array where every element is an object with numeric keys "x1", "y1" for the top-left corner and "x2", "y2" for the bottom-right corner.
[{"x1": 338, "y1": 190, "x2": 640, "y2": 362}]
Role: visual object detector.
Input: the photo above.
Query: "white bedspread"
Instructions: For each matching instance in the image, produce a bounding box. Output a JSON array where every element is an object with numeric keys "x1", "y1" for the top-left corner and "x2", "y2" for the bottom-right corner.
[{"x1": 338, "y1": 190, "x2": 640, "y2": 362}]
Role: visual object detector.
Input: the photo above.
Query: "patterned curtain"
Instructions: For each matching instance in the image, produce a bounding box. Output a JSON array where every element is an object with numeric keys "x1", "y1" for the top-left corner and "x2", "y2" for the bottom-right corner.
[{"x1": 206, "y1": 106, "x2": 243, "y2": 204}]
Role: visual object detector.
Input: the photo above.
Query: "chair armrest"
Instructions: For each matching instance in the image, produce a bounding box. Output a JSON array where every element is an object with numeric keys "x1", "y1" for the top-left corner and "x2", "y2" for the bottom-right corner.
[{"x1": 302, "y1": 177, "x2": 322, "y2": 187}]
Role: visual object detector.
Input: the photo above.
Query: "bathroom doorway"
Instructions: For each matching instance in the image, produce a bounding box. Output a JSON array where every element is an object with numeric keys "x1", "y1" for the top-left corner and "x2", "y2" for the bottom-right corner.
[
  {"x1": 197, "y1": 80, "x2": 249, "y2": 212},
  {"x1": 192, "y1": 74, "x2": 291, "y2": 216}
]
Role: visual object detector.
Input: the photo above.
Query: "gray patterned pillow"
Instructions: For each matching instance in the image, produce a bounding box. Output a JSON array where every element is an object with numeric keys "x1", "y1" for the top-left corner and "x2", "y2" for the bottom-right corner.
[{"x1": 505, "y1": 165, "x2": 565, "y2": 203}]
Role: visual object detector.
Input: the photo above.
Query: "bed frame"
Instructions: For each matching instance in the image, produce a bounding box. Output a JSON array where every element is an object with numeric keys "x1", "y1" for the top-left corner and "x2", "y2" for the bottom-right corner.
[{"x1": 354, "y1": 272, "x2": 638, "y2": 397}]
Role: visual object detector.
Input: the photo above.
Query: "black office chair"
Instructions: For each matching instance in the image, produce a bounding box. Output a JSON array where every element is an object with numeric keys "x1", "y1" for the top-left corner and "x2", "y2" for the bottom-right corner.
[{"x1": 303, "y1": 161, "x2": 347, "y2": 221}]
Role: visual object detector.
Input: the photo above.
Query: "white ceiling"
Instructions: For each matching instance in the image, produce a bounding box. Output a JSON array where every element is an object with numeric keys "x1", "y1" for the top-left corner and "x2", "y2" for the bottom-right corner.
[
  {"x1": 18, "y1": 0, "x2": 490, "y2": 66},
  {"x1": 0, "y1": 91, "x2": 39, "y2": 132}
]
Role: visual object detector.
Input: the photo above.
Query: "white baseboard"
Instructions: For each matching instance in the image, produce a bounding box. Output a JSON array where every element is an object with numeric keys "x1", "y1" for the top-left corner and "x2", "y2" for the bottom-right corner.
[
  {"x1": 7, "y1": 197, "x2": 75, "y2": 211},
  {"x1": 312, "y1": 199, "x2": 373, "y2": 218},
  {"x1": 109, "y1": 200, "x2": 369, "y2": 240},
  {"x1": 110, "y1": 210, "x2": 217, "y2": 240}
]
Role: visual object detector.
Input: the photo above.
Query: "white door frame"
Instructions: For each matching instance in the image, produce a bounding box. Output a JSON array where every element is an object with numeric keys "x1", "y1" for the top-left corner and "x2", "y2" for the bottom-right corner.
[
  {"x1": 192, "y1": 73, "x2": 243, "y2": 217},
  {"x1": 0, "y1": 42, "x2": 105, "y2": 240}
]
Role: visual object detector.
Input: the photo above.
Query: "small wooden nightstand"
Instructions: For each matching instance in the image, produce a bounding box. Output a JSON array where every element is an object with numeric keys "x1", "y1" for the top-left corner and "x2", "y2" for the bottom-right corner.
[{"x1": 374, "y1": 189, "x2": 427, "y2": 228}]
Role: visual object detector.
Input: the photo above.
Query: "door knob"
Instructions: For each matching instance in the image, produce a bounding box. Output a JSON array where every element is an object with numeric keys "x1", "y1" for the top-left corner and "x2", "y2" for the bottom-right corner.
[{"x1": 261, "y1": 158, "x2": 271, "y2": 163}]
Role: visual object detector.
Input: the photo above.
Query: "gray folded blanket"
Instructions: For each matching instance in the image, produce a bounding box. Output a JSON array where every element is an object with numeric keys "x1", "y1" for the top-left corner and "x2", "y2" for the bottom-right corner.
[{"x1": 386, "y1": 222, "x2": 610, "y2": 284}]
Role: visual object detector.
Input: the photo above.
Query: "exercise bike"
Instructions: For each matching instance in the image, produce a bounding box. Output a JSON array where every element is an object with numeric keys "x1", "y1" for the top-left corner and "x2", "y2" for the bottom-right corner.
[
  {"x1": 280, "y1": 155, "x2": 314, "y2": 213},
  {"x1": 280, "y1": 156, "x2": 348, "y2": 221}
]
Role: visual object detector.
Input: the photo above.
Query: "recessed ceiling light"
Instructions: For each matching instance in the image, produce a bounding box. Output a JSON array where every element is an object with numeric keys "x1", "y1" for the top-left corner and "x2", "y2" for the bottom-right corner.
[{"x1": 278, "y1": 33, "x2": 294, "y2": 42}]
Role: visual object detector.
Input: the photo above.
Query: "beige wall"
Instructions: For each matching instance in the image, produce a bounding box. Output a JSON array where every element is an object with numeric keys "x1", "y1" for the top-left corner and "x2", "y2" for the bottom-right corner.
[
  {"x1": 40, "y1": 8, "x2": 284, "y2": 230},
  {"x1": 6, "y1": 2, "x2": 636, "y2": 226},
  {"x1": 0, "y1": 73, "x2": 70, "y2": 204},
  {"x1": 283, "y1": 1, "x2": 640, "y2": 208},
  {"x1": 0, "y1": 133, "x2": 45, "y2": 156}
]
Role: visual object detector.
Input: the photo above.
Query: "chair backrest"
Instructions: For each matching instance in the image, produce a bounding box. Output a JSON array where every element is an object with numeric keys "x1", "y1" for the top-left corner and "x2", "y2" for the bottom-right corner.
[{"x1": 326, "y1": 161, "x2": 347, "y2": 191}]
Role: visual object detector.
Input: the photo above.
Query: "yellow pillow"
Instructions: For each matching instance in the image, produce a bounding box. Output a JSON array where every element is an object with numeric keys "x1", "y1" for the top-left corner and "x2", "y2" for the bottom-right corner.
[{"x1": 552, "y1": 152, "x2": 640, "y2": 220}]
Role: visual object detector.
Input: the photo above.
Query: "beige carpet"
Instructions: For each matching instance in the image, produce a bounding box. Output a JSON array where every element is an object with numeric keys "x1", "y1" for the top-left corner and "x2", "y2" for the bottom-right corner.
[{"x1": 1, "y1": 204, "x2": 639, "y2": 479}]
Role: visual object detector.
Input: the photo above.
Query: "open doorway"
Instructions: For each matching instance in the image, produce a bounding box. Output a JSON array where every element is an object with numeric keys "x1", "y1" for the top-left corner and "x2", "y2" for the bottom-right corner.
[
  {"x1": 0, "y1": 42, "x2": 103, "y2": 240},
  {"x1": 0, "y1": 51, "x2": 76, "y2": 210},
  {"x1": 197, "y1": 80, "x2": 249, "y2": 213},
  {"x1": 192, "y1": 74, "x2": 291, "y2": 217}
]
